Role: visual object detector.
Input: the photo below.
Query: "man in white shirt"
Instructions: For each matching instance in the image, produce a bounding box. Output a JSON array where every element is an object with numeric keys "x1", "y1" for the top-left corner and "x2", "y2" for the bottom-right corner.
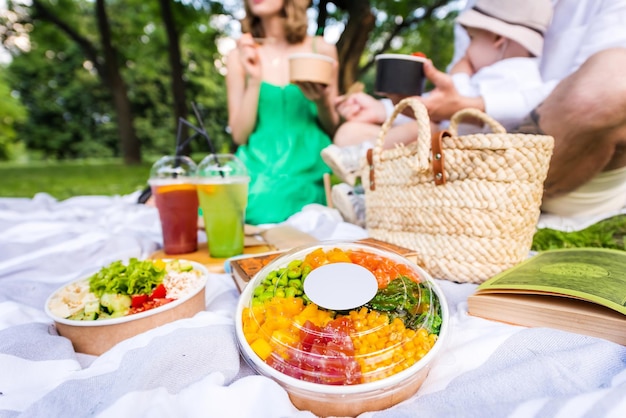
[
  {"x1": 427, "y1": 0, "x2": 626, "y2": 218},
  {"x1": 325, "y1": 0, "x2": 553, "y2": 226},
  {"x1": 335, "y1": 0, "x2": 626, "y2": 218}
]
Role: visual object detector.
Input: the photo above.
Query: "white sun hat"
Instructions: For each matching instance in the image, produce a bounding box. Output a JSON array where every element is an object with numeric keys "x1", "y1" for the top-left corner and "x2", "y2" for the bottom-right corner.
[{"x1": 456, "y1": 0, "x2": 553, "y2": 57}]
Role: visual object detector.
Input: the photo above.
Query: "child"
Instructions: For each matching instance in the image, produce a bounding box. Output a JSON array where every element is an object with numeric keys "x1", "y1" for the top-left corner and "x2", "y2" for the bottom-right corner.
[{"x1": 326, "y1": 0, "x2": 553, "y2": 226}]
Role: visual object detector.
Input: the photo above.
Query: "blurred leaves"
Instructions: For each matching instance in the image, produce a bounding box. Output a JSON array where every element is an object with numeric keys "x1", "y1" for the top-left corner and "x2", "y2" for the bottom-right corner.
[
  {"x1": 0, "y1": 0, "x2": 460, "y2": 162},
  {"x1": 0, "y1": 69, "x2": 27, "y2": 160}
]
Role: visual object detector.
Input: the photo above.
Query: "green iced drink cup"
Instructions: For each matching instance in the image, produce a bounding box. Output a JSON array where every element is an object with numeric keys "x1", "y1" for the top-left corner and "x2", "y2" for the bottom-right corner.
[{"x1": 197, "y1": 154, "x2": 249, "y2": 258}]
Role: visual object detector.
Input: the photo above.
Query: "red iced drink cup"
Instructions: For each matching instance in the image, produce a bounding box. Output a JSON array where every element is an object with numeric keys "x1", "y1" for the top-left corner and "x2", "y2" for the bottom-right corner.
[{"x1": 149, "y1": 156, "x2": 199, "y2": 255}]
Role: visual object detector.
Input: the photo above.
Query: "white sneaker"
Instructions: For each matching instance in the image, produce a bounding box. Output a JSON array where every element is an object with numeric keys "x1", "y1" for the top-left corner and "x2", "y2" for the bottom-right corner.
[
  {"x1": 321, "y1": 143, "x2": 371, "y2": 186},
  {"x1": 331, "y1": 183, "x2": 366, "y2": 227}
]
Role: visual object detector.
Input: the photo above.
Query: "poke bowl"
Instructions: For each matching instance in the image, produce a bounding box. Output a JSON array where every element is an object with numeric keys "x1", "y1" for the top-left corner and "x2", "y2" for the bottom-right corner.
[
  {"x1": 45, "y1": 258, "x2": 208, "y2": 355},
  {"x1": 235, "y1": 241, "x2": 449, "y2": 417}
]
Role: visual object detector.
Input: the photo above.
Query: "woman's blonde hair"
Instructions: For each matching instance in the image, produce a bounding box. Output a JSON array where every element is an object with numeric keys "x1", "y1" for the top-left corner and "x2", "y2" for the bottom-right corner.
[{"x1": 241, "y1": 0, "x2": 310, "y2": 44}]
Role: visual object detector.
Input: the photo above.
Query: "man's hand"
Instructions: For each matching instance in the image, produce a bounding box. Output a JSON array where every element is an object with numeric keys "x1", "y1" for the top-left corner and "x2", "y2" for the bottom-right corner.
[
  {"x1": 419, "y1": 60, "x2": 485, "y2": 123},
  {"x1": 334, "y1": 92, "x2": 387, "y2": 124}
]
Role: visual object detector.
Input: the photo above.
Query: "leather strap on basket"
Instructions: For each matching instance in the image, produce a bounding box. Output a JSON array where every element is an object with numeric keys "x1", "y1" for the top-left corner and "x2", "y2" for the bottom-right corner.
[
  {"x1": 431, "y1": 130, "x2": 451, "y2": 185},
  {"x1": 369, "y1": 130, "x2": 451, "y2": 188},
  {"x1": 370, "y1": 98, "x2": 453, "y2": 189},
  {"x1": 366, "y1": 148, "x2": 376, "y2": 190}
]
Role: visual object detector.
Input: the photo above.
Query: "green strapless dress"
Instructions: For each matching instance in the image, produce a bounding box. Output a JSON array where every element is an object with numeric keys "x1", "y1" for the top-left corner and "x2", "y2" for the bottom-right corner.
[{"x1": 236, "y1": 82, "x2": 331, "y2": 225}]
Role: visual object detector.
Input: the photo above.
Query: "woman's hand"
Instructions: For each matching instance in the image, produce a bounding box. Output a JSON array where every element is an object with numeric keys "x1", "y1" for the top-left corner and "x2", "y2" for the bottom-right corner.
[
  {"x1": 226, "y1": 33, "x2": 264, "y2": 145},
  {"x1": 237, "y1": 33, "x2": 262, "y2": 83},
  {"x1": 295, "y1": 81, "x2": 329, "y2": 104}
]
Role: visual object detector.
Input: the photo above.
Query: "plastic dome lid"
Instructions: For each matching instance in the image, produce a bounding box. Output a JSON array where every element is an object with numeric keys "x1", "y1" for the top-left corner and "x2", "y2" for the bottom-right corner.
[
  {"x1": 148, "y1": 155, "x2": 197, "y2": 184},
  {"x1": 238, "y1": 242, "x2": 445, "y2": 386},
  {"x1": 197, "y1": 153, "x2": 249, "y2": 179}
]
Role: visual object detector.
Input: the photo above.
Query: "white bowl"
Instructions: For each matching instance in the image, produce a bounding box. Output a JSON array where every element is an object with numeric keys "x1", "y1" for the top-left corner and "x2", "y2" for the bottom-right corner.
[
  {"x1": 235, "y1": 241, "x2": 449, "y2": 417},
  {"x1": 45, "y1": 259, "x2": 208, "y2": 355}
]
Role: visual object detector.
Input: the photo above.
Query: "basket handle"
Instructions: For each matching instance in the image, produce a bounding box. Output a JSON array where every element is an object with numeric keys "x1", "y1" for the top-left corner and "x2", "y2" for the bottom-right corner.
[
  {"x1": 373, "y1": 97, "x2": 431, "y2": 170},
  {"x1": 448, "y1": 108, "x2": 507, "y2": 135},
  {"x1": 368, "y1": 98, "x2": 452, "y2": 190}
]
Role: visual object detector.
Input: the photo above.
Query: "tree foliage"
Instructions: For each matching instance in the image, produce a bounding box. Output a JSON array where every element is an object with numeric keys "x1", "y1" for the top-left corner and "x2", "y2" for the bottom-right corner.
[
  {"x1": 318, "y1": 0, "x2": 460, "y2": 92},
  {"x1": 0, "y1": 0, "x2": 459, "y2": 163},
  {"x1": 0, "y1": 67, "x2": 27, "y2": 160}
]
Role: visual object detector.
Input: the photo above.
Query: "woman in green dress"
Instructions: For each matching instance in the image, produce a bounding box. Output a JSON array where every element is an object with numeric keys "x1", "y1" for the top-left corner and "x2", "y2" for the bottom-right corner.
[{"x1": 226, "y1": 0, "x2": 340, "y2": 225}]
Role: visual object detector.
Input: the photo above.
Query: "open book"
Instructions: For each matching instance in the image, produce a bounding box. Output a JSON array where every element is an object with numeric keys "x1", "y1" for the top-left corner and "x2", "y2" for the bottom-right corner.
[{"x1": 467, "y1": 248, "x2": 626, "y2": 346}]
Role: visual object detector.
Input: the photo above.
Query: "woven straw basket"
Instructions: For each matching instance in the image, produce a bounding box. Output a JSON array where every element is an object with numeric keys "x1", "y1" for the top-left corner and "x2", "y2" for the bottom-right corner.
[{"x1": 362, "y1": 98, "x2": 555, "y2": 283}]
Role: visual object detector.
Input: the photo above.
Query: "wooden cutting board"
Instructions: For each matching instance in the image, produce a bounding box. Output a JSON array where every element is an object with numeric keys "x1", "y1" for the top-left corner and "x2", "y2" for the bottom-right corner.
[
  {"x1": 149, "y1": 225, "x2": 318, "y2": 273},
  {"x1": 149, "y1": 242, "x2": 274, "y2": 273}
]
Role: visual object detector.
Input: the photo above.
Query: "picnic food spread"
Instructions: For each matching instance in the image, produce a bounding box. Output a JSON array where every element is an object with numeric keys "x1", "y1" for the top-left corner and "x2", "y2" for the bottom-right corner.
[
  {"x1": 4, "y1": 194, "x2": 625, "y2": 417},
  {"x1": 48, "y1": 258, "x2": 205, "y2": 321}
]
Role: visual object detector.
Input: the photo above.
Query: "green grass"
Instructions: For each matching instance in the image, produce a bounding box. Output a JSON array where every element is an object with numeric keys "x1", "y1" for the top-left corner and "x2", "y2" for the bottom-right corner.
[
  {"x1": 532, "y1": 214, "x2": 626, "y2": 251},
  {"x1": 0, "y1": 159, "x2": 152, "y2": 200},
  {"x1": 1, "y1": 159, "x2": 624, "y2": 251}
]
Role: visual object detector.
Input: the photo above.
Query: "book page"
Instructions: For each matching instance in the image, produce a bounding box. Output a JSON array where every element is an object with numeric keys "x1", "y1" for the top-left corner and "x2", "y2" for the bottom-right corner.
[
  {"x1": 476, "y1": 248, "x2": 626, "y2": 315},
  {"x1": 467, "y1": 293, "x2": 626, "y2": 345}
]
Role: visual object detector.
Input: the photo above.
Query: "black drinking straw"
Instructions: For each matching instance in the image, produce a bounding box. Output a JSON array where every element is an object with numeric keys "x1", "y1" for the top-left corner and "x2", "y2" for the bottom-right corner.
[
  {"x1": 191, "y1": 102, "x2": 217, "y2": 155},
  {"x1": 173, "y1": 118, "x2": 195, "y2": 178},
  {"x1": 171, "y1": 102, "x2": 224, "y2": 178},
  {"x1": 191, "y1": 102, "x2": 224, "y2": 178},
  {"x1": 175, "y1": 118, "x2": 184, "y2": 157}
]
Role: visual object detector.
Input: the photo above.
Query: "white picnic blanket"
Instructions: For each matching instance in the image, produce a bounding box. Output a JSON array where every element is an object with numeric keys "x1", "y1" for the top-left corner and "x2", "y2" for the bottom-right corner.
[{"x1": 0, "y1": 193, "x2": 625, "y2": 418}]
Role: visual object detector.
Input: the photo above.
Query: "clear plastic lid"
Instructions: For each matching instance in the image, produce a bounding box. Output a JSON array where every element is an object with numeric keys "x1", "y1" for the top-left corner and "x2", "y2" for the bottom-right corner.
[
  {"x1": 148, "y1": 155, "x2": 197, "y2": 183},
  {"x1": 239, "y1": 242, "x2": 444, "y2": 386},
  {"x1": 197, "y1": 153, "x2": 249, "y2": 181}
]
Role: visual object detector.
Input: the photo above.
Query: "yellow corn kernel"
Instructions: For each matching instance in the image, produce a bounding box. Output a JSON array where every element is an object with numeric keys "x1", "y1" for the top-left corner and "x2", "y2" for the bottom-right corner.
[{"x1": 417, "y1": 328, "x2": 429, "y2": 340}]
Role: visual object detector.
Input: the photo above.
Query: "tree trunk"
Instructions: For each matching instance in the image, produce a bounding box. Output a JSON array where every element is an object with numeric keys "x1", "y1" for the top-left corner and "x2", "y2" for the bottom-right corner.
[
  {"x1": 159, "y1": 0, "x2": 189, "y2": 155},
  {"x1": 333, "y1": 0, "x2": 375, "y2": 93},
  {"x1": 95, "y1": 0, "x2": 141, "y2": 164},
  {"x1": 31, "y1": 0, "x2": 142, "y2": 164}
]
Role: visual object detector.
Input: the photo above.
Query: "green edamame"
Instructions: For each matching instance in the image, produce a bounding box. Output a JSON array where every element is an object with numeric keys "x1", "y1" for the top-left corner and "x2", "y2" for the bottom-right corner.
[{"x1": 251, "y1": 258, "x2": 311, "y2": 304}]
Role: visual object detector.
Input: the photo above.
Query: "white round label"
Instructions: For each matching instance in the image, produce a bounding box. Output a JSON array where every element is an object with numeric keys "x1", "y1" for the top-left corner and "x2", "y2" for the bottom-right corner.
[{"x1": 303, "y1": 263, "x2": 378, "y2": 311}]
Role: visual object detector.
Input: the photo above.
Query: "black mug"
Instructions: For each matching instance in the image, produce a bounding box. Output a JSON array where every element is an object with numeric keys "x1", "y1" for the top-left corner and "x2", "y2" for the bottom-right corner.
[{"x1": 375, "y1": 54, "x2": 427, "y2": 96}]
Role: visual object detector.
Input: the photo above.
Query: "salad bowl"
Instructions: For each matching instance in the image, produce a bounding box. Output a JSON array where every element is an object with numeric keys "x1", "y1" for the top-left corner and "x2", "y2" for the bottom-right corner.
[
  {"x1": 45, "y1": 258, "x2": 208, "y2": 355},
  {"x1": 235, "y1": 241, "x2": 449, "y2": 417}
]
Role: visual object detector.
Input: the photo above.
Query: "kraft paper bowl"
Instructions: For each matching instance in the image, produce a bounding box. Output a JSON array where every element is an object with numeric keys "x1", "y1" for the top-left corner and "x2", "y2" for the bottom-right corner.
[
  {"x1": 288, "y1": 53, "x2": 335, "y2": 85},
  {"x1": 235, "y1": 241, "x2": 449, "y2": 417},
  {"x1": 45, "y1": 259, "x2": 208, "y2": 356}
]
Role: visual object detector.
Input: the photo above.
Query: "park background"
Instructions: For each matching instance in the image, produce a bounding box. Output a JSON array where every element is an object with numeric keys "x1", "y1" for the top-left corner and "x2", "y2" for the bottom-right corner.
[{"x1": 0, "y1": 0, "x2": 463, "y2": 198}]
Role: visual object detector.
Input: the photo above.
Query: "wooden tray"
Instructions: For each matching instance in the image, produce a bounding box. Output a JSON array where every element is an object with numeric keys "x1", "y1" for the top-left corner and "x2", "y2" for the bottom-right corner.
[{"x1": 149, "y1": 242, "x2": 274, "y2": 273}]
